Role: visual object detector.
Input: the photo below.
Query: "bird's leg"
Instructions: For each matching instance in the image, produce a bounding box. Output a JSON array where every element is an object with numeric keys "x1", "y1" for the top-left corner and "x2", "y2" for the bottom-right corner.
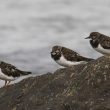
[
  {"x1": 7, "y1": 81, "x2": 11, "y2": 85},
  {"x1": 5, "y1": 80, "x2": 7, "y2": 86}
]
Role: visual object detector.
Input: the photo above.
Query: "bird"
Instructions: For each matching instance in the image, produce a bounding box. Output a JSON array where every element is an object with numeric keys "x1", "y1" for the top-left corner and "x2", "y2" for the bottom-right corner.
[
  {"x1": 85, "y1": 32, "x2": 110, "y2": 55},
  {"x1": 0, "y1": 61, "x2": 31, "y2": 87},
  {"x1": 51, "y1": 45, "x2": 94, "y2": 67}
]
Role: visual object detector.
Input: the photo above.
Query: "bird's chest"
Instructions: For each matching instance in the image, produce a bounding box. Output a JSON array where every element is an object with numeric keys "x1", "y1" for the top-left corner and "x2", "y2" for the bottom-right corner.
[
  {"x1": 90, "y1": 40, "x2": 99, "y2": 48},
  {"x1": 0, "y1": 68, "x2": 15, "y2": 81},
  {"x1": 55, "y1": 55, "x2": 85, "y2": 67},
  {"x1": 51, "y1": 54, "x2": 61, "y2": 60},
  {"x1": 94, "y1": 44, "x2": 110, "y2": 55}
]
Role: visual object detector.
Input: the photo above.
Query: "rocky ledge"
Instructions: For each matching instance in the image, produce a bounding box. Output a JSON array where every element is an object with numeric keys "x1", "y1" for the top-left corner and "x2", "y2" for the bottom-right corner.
[{"x1": 0, "y1": 56, "x2": 110, "y2": 110}]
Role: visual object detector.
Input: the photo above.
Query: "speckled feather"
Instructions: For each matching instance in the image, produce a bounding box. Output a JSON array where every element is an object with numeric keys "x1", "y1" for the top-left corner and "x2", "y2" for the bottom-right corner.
[
  {"x1": 61, "y1": 47, "x2": 93, "y2": 62},
  {"x1": 89, "y1": 32, "x2": 110, "y2": 49},
  {"x1": 51, "y1": 46, "x2": 94, "y2": 62},
  {"x1": 0, "y1": 61, "x2": 31, "y2": 78}
]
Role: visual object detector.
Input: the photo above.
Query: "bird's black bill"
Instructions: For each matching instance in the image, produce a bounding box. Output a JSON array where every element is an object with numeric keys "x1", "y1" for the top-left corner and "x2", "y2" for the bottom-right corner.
[{"x1": 85, "y1": 36, "x2": 90, "y2": 39}]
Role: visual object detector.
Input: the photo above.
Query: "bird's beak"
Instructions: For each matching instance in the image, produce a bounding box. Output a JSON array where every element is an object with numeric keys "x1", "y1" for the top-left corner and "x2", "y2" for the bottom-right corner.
[{"x1": 85, "y1": 36, "x2": 90, "y2": 39}]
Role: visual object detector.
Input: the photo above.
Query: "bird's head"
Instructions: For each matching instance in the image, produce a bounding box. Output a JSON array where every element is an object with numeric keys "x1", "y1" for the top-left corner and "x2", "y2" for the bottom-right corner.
[
  {"x1": 51, "y1": 45, "x2": 62, "y2": 58},
  {"x1": 85, "y1": 32, "x2": 101, "y2": 41}
]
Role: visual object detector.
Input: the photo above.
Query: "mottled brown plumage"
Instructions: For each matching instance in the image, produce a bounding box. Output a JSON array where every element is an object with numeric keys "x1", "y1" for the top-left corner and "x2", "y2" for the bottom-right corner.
[
  {"x1": 0, "y1": 61, "x2": 31, "y2": 77},
  {"x1": 86, "y1": 32, "x2": 110, "y2": 49},
  {"x1": 51, "y1": 45, "x2": 94, "y2": 67},
  {"x1": 62, "y1": 46, "x2": 93, "y2": 62},
  {"x1": 0, "y1": 61, "x2": 31, "y2": 86},
  {"x1": 86, "y1": 32, "x2": 110, "y2": 55}
]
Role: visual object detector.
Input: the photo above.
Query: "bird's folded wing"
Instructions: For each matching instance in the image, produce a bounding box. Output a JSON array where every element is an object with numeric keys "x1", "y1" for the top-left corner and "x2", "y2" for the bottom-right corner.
[
  {"x1": 63, "y1": 49, "x2": 83, "y2": 61},
  {"x1": 101, "y1": 39, "x2": 110, "y2": 49},
  {"x1": 0, "y1": 62, "x2": 20, "y2": 77}
]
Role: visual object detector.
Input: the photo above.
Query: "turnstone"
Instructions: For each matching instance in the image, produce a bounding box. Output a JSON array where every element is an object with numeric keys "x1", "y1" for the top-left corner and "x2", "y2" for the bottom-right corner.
[
  {"x1": 51, "y1": 45, "x2": 94, "y2": 67},
  {"x1": 0, "y1": 61, "x2": 31, "y2": 87},
  {"x1": 85, "y1": 32, "x2": 110, "y2": 55}
]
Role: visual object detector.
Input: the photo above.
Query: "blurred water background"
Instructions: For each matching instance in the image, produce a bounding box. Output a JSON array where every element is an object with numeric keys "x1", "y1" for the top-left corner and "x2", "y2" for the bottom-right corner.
[{"x1": 0, "y1": 0, "x2": 110, "y2": 86}]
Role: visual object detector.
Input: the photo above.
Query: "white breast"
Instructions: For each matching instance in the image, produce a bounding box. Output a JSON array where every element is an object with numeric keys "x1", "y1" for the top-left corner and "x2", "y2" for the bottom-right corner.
[
  {"x1": 0, "y1": 68, "x2": 15, "y2": 81},
  {"x1": 55, "y1": 55, "x2": 87, "y2": 67},
  {"x1": 94, "y1": 44, "x2": 110, "y2": 55}
]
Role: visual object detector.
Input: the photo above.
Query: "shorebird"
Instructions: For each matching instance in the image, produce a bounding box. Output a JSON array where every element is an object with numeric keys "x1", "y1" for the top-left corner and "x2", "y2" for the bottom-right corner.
[
  {"x1": 85, "y1": 32, "x2": 110, "y2": 56},
  {"x1": 0, "y1": 61, "x2": 31, "y2": 87},
  {"x1": 51, "y1": 45, "x2": 94, "y2": 67}
]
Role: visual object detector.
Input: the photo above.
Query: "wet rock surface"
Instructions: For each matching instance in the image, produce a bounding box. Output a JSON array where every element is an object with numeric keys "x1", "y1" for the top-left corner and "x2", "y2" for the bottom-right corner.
[{"x1": 0, "y1": 56, "x2": 110, "y2": 110}]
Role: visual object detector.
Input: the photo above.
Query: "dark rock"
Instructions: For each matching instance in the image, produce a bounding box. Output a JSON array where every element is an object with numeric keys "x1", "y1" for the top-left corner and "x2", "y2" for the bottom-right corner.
[{"x1": 0, "y1": 56, "x2": 110, "y2": 110}]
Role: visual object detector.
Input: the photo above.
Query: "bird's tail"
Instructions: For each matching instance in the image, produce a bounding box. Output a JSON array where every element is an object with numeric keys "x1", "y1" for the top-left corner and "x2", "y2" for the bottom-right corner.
[{"x1": 18, "y1": 70, "x2": 32, "y2": 75}]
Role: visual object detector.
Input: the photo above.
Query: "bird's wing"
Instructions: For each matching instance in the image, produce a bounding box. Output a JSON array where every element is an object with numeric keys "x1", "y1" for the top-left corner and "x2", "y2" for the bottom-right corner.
[
  {"x1": 0, "y1": 61, "x2": 21, "y2": 77},
  {"x1": 62, "y1": 48, "x2": 93, "y2": 62},
  {"x1": 62, "y1": 48, "x2": 85, "y2": 61},
  {"x1": 101, "y1": 39, "x2": 110, "y2": 49}
]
